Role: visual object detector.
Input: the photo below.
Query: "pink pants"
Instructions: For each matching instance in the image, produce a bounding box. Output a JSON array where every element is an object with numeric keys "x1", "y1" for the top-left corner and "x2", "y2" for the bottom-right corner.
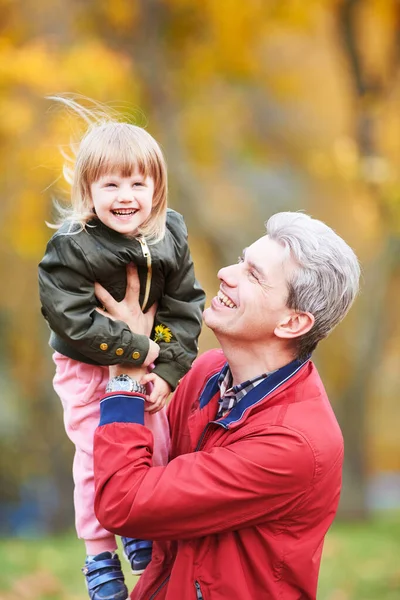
[{"x1": 52, "y1": 352, "x2": 170, "y2": 555}]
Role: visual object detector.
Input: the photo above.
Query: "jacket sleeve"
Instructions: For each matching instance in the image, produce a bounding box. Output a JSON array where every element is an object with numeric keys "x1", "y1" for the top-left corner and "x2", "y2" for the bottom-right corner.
[
  {"x1": 152, "y1": 212, "x2": 206, "y2": 389},
  {"x1": 93, "y1": 395, "x2": 316, "y2": 542},
  {"x1": 38, "y1": 234, "x2": 150, "y2": 366}
]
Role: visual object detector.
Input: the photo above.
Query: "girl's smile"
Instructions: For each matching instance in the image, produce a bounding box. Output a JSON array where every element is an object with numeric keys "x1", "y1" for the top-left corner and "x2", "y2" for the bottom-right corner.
[{"x1": 90, "y1": 171, "x2": 154, "y2": 236}]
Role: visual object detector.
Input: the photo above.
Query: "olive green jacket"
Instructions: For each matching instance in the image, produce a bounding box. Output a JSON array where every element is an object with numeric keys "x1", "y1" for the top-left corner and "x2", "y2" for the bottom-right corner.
[{"x1": 38, "y1": 209, "x2": 205, "y2": 390}]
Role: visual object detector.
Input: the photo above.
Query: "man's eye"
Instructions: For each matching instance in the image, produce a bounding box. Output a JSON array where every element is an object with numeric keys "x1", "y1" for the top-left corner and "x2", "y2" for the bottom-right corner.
[
  {"x1": 249, "y1": 271, "x2": 258, "y2": 281},
  {"x1": 237, "y1": 256, "x2": 244, "y2": 263}
]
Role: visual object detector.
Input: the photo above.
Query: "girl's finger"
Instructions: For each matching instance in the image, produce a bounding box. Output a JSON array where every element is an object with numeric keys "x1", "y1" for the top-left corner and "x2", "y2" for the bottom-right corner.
[{"x1": 148, "y1": 397, "x2": 161, "y2": 413}]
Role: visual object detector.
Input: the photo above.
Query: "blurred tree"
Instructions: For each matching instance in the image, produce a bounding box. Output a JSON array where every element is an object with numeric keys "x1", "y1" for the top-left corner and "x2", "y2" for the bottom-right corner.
[{"x1": 333, "y1": 0, "x2": 400, "y2": 517}]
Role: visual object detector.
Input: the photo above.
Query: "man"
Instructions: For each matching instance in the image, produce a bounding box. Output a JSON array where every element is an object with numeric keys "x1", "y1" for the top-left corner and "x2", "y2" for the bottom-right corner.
[{"x1": 93, "y1": 212, "x2": 360, "y2": 599}]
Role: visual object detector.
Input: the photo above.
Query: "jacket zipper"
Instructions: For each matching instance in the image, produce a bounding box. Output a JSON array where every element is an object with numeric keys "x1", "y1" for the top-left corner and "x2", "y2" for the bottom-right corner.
[
  {"x1": 194, "y1": 424, "x2": 213, "y2": 452},
  {"x1": 139, "y1": 236, "x2": 152, "y2": 311},
  {"x1": 149, "y1": 575, "x2": 170, "y2": 599},
  {"x1": 194, "y1": 580, "x2": 204, "y2": 599}
]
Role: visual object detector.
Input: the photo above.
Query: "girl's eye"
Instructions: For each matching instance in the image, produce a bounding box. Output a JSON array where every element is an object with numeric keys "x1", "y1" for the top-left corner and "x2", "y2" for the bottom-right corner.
[
  {"x1": 133, "y1": 182, "x2": 144, "y2": 187},
  {"x1": 105, "y1": 182, "x2": 117, "y2": 188}
]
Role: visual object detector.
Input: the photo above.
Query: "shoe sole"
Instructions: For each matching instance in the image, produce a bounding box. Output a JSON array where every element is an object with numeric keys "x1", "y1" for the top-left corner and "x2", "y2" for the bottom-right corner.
[{"x1": 84, "y1": 576, "x2": 129, "y2": 600}]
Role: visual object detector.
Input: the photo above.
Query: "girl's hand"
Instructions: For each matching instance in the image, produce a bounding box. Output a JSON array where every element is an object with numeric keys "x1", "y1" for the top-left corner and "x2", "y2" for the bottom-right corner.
[{"x1": 141, "y1": 373, "x2": 172, "y2": 414}]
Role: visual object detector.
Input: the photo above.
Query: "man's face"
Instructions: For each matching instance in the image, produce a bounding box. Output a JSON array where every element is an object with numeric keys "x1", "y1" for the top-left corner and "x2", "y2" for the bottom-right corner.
[{"x1": 203, "y1": 235, "x2": 296, "y2": 344}]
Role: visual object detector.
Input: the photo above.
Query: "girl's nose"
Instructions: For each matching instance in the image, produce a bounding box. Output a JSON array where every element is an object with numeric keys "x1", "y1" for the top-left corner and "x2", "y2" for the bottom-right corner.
[{"x1": 119, "y1": 185, "x2": 135, "y2": 201}]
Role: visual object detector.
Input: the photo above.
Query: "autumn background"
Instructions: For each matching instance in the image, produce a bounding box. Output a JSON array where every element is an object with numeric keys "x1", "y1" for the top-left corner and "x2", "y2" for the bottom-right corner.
[{"x1": 0, "y1": 0, "x2": 399, "y2": 598}]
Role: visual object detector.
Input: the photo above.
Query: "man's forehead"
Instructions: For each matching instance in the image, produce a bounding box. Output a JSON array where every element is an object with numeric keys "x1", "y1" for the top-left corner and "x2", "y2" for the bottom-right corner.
[
  {"x1": 244, "y1": 236, "x2": 291, "y2": 274},
  {"x1": 245, "y1": 235, "x2": 281, "y2": 259}
]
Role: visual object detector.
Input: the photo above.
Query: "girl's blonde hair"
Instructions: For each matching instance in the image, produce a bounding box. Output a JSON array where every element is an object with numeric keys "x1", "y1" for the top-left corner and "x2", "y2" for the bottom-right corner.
[{"x1": 50, "y1": 95, "x2": 167, "y2": 244}]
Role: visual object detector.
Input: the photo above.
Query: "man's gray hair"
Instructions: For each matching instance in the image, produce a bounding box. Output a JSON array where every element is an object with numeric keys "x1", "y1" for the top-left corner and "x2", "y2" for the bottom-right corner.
[{"x1": 266, "y1": 212, "x2": 360, "y2": 358}]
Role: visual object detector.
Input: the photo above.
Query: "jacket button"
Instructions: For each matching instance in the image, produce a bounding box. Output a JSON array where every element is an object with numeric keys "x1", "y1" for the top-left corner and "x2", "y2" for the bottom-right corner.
[
  {"x1": 115, "y1": 348, "x2": 124, "y2": 356},
  {"x1": 132, "y1": 351, "x2": 141, "y2": 360},
  {"x1": 100, "y1": 343, "x2": 108, "y2": 351}
]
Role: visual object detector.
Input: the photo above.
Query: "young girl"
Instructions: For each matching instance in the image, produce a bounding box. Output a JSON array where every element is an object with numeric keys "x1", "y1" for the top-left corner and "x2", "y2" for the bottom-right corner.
[{"x1": 38, "y1": 97, "x2": 205, "y2": 600}]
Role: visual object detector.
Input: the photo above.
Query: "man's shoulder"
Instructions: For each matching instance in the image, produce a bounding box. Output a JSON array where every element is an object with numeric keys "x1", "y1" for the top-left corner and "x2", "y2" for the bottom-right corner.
[
  {"x1": 191, "y1": 349, "x2": 226, "y2": 376},
  {"x1": 280, "y1": 361, "x2": 344, "y2": 467},
  {"x1": 167, "y1": 350, "x2": 224, "y2": 427},
  {"x1": 175, "y1": 349, "x2": 225, "y2": 392}
]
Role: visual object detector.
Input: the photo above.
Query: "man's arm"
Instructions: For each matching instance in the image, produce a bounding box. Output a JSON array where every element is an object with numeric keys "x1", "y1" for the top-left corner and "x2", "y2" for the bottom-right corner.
[{"x1": 93, "y1": 395, "x2": 315, "y2": 541}]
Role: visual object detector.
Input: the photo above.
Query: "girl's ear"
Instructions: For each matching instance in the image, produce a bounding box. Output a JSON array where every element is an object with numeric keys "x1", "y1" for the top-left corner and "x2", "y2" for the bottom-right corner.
[{"x1": 274, "y1": 311, "x2": 314, "y2": 339}]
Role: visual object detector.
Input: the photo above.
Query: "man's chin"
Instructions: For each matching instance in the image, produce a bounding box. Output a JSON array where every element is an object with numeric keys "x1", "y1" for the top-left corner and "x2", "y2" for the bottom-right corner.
[
  {"x1": 202, "y1": 306, "x2": 213, "y2": 327},
  {"x1": 203, "y1": 306, "x2": 220, "y2": 329},
  {"x1": 203, "y1": 308, "x2": 230, "y2": 338}
]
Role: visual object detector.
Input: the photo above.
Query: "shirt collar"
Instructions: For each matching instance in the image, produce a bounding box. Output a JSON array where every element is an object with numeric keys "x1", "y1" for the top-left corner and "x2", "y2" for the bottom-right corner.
[
  {"x1": 217, "y1": 364, "x2": 269, "y2": 398},
  {"x1": 216, "y1": 364, "x2": 272, "y2": 419}
]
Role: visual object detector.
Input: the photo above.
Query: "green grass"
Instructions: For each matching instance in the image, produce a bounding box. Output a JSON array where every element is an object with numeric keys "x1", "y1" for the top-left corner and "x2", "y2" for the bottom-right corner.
[
  {"x1": 0, "y1": 536, "x2": 139, "y2": 600},
  {"x1": 318, "y1": 512, "x2": 400, "y2": 600},
  {"x1": 0, "y1": 513, "x2": 399, "y2": 599}
]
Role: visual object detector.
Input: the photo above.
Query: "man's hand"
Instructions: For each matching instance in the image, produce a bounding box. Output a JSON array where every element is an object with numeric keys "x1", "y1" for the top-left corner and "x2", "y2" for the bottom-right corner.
[
  {"x1": 141, "y1": 373, "x2": 172, "y2": 413},
  {"x1": 95, "y1": 263, "x2": 156, "y2": 336},
  {"x1": 95, "y1": 263, "x2": 160, "y2": 367}
]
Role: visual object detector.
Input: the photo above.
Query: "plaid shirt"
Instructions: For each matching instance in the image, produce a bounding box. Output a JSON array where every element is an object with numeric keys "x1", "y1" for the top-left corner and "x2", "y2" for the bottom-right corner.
[{"x1": 216, "y1": 364, "x2": 272, "y2": 418}]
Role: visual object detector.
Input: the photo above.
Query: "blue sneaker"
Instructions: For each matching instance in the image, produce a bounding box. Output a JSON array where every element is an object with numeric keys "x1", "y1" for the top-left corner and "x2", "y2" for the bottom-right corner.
[
  {"x1": 121, "y1": 537, "x2": 152, "y2": 575},
  {"x1": 82, "y1": 551, "x2": 128, "y2": 600}
]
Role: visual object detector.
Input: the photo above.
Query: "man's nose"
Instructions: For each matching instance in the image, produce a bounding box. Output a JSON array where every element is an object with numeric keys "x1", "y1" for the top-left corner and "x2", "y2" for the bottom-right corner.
[{"x1": 218, "y1": 264, "x2": 237, "y2": 287}]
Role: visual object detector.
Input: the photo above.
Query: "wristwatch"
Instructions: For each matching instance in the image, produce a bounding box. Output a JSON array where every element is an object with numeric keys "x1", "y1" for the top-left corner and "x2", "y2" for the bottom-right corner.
[{"x1": 106, "y1": 374, "x2": 147, "y2": 395}]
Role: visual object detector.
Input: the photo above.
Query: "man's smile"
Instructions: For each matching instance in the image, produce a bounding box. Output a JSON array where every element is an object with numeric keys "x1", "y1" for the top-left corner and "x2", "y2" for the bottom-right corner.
[{"x1": 217, "y1": 290, "x2": 237, "y2": 309}]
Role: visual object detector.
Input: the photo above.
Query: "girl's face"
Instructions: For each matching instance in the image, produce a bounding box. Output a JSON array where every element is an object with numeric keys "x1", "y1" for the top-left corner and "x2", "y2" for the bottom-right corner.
[{"x1": 90, "y1": 169, "x2": 154, "y2": 236}]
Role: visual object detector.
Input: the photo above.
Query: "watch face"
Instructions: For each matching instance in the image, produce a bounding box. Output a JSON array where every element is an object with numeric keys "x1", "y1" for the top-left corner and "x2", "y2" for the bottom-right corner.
[
  {"x1": 107, "y1": 374, "x2": 133, "y2": 393},
  {"x1": 117, "y1": 377, "x2": 133, "y2": 392},
  {"x1": 106, "y1": 374, "x2": 146, "y2": 395},
  {"x1": 117, "y1": 375, "x2": 133, "y2": 392}
]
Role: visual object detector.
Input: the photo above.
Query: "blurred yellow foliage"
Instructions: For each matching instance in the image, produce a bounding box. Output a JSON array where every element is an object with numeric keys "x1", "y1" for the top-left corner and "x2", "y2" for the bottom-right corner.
[
  {"x1": 0, "y1": 41, "x2": 61, "y2": 92},
  {"x1": 0, "y1": 0, "x2": 399, "y2": 515},
  {"x1": 62, "y1": 43, "x2": 136, "y2": 98},
  {"x1": 96, "y1": 0, "x2": 139, "y2": 32}
]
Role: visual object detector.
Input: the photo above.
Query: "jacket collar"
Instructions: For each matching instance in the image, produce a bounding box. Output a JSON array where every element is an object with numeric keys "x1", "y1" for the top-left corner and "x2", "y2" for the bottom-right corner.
[{"x1": 198, "y1": 356, "x2": 310, "y2": 429}]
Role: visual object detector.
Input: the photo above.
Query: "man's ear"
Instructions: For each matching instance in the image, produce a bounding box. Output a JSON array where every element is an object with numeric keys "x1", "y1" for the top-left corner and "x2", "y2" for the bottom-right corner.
[{"x1": 274, "y1": 311, "x2": 314, "y2": 339}]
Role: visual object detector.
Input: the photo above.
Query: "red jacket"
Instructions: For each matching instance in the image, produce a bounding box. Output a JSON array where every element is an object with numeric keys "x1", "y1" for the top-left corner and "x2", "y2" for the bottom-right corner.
[{"x1": 94, "y1": 350, "x2": 344, "y2": 600}]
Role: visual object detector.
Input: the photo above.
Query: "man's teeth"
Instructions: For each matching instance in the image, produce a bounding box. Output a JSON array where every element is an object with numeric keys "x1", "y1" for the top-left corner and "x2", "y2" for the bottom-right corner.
[{"x1": 217, "y1": 290, "x2": 237, "y2": 308}]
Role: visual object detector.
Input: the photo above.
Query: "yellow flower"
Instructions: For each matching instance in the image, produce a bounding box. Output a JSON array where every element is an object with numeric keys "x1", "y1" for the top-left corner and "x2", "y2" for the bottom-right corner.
[{"x1": 154, "y1": 324, "x2": 173, "y2": 343}]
